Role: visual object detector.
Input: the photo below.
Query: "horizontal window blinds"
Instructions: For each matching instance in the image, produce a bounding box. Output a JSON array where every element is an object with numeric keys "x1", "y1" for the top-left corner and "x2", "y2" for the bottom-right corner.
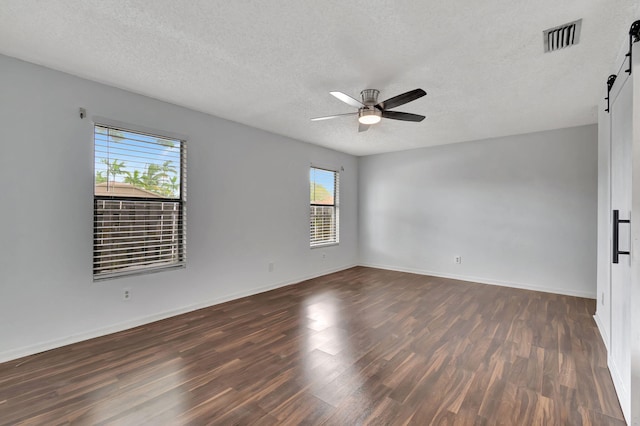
[
  {"x1": 94, "y1": 125, "x2": 186, "y2": 279},
  {"x1": 310, "y1": 167, "x2": 339, "y2": 247}
]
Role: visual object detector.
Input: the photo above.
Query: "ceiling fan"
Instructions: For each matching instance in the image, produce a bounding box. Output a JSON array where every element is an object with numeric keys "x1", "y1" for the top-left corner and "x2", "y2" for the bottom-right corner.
[{"x1": 311, "y1": 88, "x2": 426, "y2": 132}]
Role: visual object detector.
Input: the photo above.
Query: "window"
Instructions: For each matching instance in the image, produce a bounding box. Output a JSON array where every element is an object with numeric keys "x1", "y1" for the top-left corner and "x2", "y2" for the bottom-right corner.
[
  {"x1": 310, "y1": 167, "x2": 339, "y2": 247},
  {"x1": 93, "y1": 125, "x2": 186, "y2": 280}
]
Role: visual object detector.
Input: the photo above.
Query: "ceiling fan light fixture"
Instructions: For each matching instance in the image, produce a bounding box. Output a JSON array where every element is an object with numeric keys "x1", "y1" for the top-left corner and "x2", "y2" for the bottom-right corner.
[{"x1": 358, "y1": 108, "x2": 381, "y2": 125}]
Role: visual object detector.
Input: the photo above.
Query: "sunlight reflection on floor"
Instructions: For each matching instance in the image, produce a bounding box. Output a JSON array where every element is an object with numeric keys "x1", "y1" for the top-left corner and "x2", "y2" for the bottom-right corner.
[
  {"x1": 301, "y1": 291, "x2": 368, "y2": 407},
  {"x1": 86, "y1": 358, "x2": 187, "y2": 423}
]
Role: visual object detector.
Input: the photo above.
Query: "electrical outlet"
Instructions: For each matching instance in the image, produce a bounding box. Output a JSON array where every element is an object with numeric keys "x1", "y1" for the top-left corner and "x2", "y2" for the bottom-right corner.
[
  {"x1": 268, "y1": 262, "x2": 274, "y2": 272},
  {"x1": 322, "y1": 253, "x2": 326, "y2": 260},
  {"x1": 455, "y1": 256, "x2": 462, "y2": 264},
  {"x1": 123, "y1": 288, "x2": 131, "y2": 301}
]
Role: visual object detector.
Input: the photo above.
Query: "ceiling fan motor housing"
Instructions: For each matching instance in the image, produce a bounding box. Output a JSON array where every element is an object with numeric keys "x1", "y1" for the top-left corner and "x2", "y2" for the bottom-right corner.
[{"x1": 360, "y1": 89, "x2": 379, "y2": 106}]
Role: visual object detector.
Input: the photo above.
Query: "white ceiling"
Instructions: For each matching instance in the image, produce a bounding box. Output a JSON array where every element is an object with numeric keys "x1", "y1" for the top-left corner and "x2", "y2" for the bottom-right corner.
[{"x1": 0, "y1": 1, "x2": 635, "y2": 156}]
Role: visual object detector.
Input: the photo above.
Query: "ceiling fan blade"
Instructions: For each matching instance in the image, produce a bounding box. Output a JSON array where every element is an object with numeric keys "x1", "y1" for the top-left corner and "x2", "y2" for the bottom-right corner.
[
  {"x1": 330, "y1": 91, "x2": 364, "y2": 108},
  {"x1": 358, "y1": 122, "x2": 370, "y2": 132},
  {"x1": 382, "y1": 111, "x2": 426, "y2": 122},
  {"x1": 377, "y1": 88, "x2": 426, "y2": 110},
  {"x1": 311, "y1": 112, "x2": 358, "y2": 121}
]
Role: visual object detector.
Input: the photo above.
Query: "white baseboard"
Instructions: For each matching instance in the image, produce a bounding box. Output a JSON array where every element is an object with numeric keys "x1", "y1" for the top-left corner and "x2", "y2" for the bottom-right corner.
[
  {"x1": 608, "y1": 355, "x2": 630, "y2": 423},
  {"x1": 358, "y1": 262, "x2": 597, "y2": 299},
  {"x1": 0, "y1": 264, "x2": 357, "y2": 364},
  {"x1": 593, "y1": 312, "x2": 610, "y2": 351}
]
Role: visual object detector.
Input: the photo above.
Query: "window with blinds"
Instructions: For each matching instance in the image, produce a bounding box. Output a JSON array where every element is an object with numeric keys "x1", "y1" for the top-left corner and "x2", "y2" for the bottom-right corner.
[
  {"x1": 310, "y1": 167, "x2": 339, "y2": 247},
  {"x1": 94, "y1": 125, "x2": 186, "y2": 280}
]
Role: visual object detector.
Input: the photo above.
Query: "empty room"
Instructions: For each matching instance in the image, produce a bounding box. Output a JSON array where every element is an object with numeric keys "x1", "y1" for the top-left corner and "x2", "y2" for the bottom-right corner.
[{"x1": 1, "y1": 1, "x2": 639, "y2": 425}]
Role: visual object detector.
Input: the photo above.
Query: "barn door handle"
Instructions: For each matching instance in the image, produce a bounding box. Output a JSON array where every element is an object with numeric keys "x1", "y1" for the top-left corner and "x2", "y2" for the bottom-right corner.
[{"x1": 613, "y1": 209, "x2": 631, "y2": 264}]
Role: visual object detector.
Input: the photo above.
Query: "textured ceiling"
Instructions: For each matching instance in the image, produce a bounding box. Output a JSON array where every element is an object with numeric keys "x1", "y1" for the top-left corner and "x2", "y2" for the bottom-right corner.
[{"x1": 0, "y1": 0, "x2": 635, "y2": 155}]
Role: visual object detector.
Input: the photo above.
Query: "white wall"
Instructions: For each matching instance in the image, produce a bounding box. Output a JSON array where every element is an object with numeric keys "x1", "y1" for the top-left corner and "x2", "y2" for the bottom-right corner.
[
  {"x1": 359, "y1": 125, "x2": 598, "y2": 298},
  {"x1": 0, "y1": 54, "x2": 358, "y2": 362}
]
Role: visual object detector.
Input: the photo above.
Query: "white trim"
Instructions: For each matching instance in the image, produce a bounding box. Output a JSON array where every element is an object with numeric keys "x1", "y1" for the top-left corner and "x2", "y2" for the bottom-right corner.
[
  {"x1": 593, "y1": 312, "x2": 610, "y2": 351},
  {"x1": 0, "y1": 264, "x2": 357, "y2": 364},
  {"x1": 93, "y1": 124, "x2": 187, "y2": 280},
  {"x1": 358, "y1": 262, "x2": 597, "y2": 299},
  {"x1": 309, "y1": 166, "x2": 340, "y2": 248},
  {"x1": 609, "y1": 355, "x2": 630, "y2": 423}
]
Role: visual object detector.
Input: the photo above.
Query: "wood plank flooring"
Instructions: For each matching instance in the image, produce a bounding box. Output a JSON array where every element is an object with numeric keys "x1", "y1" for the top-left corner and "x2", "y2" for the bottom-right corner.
[{"x1": 0, "y1": 267, "x2": 625, "y2": 425}]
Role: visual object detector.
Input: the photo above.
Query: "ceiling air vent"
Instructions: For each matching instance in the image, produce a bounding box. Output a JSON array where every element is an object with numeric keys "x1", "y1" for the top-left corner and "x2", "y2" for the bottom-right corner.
[{"x1": 543, "y1": 19, "x2": 582, "y2": 52}]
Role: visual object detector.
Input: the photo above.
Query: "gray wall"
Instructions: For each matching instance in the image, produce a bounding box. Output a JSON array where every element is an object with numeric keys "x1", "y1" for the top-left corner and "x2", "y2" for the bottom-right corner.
[
  {"x1": 0, "y1": 52, "x2": 600, "y2": 362},
  {"x1": 0, "y1": 55, "x2": 358, "y2": 361},
  {"x1": 359, "y1": 125, "x2": 598, "y2": 298}
]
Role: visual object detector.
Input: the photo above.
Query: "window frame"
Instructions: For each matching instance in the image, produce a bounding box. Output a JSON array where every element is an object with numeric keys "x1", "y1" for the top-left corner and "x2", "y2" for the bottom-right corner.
[
  {"x1": 93, "y1": 123, "x2": 187, "y2": 281},
  {"x1": 309, "y1": 166, "x2": 339, "y2": 248}
]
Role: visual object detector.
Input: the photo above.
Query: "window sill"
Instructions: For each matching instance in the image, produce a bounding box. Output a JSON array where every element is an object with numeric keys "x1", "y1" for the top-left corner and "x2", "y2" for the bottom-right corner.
[
  {"x1": 310, "y1": 242, "x2": 339, "y2": 249},
  {"x1": 94, "y1": 262, "x2": 185, "y2": 282}
]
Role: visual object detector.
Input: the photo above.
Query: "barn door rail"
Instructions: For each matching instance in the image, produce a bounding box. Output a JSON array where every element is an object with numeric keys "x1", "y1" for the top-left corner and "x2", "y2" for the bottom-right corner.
[
  {"x1": 605, "y1": 20, "x2": 640, "y2": 112},
  {"x1": 612, "y1": 209, "x2": 631, "y2": 263}
]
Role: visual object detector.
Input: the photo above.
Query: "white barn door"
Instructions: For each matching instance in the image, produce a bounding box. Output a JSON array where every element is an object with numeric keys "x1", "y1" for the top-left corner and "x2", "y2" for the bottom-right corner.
[{"x1": 609, "y1": 69, "x2": 633, "y2": 421}]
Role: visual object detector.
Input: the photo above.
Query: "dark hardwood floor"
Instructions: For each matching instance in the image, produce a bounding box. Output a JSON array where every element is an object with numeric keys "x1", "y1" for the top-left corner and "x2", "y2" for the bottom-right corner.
[{"x1": 0, "y1": 267, "x2": 624, "y2": 425}]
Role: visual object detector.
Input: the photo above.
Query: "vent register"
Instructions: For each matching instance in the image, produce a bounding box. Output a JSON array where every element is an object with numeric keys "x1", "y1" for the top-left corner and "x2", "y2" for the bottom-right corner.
[{"x1": 544, "y1": 19, "x2": 582, "y2": 52}]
